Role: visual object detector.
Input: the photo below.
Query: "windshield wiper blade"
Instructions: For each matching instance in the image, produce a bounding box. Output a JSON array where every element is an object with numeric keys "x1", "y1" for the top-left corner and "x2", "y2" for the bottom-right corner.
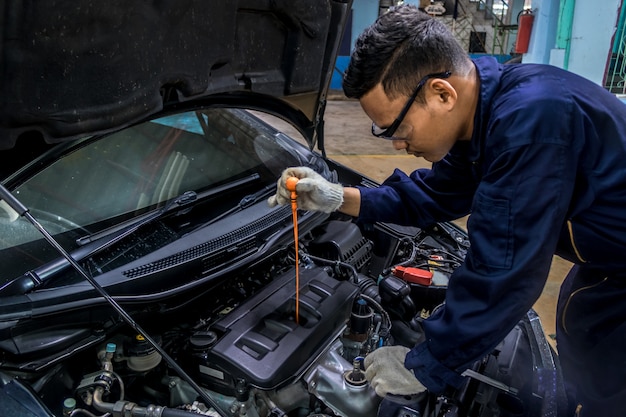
[
  {"x1": 77, "y1": 173, "x2": 261, "y2": 246},
  {"x1": 239, "y1": 183, "x2": 275, "y2": 208},
  {"x1": 1, "y1": 174, "x2": 264, "y2": 296},
  {"x1": 1, "y1": 173, "x2": 263, "y2": 296},
  {"x1": 199, "y1": 183, "x2": 275, "y2": 228},
  {"x1": 76, "y1": 190, "x2": 197, "y2": 246},
  {"x1": 0, "y1": 190, "x2": 198, "y2": 297}
]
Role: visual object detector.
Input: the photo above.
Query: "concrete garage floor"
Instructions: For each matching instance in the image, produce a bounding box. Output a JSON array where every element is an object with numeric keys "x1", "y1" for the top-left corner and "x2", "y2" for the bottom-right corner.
[{"x1": 321, "y1": 98, "x2": 572, "y2": 350}]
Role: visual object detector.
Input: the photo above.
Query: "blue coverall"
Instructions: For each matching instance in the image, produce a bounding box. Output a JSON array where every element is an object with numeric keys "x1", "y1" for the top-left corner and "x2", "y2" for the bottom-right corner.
[{"x1": 356, "y1": 57, "x2": 626, "y2": 416}]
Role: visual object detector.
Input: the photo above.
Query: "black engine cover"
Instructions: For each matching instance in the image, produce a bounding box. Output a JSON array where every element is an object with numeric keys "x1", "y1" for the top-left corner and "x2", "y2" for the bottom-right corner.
[{"x1": 191, "y1": 266, "x2": 358, "y2": 393}]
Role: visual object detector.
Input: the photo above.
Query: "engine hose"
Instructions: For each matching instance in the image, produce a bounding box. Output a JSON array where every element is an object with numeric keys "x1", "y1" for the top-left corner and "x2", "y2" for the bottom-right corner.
[
  {"x1": 382, "y1": 236, "x2": 429, "y2": 276},
  {"x1": 356, "y1": 274, "x2": 381, "y2": 303},
  {"x1": 92, "y1": 387, "x2": 206, "y2": 417},
  {"x1": 162, "y1": 407, "x2": 209, "y2": 417},
  {"x1": 68, "y1": 409, "x2": 104, "y2": 417},
  {"x1": 302, "y1": 253, "x2": 359, "y2": 284},
  {"x1": 359, "y1": 293, "x2": 392, "y2": 335}
]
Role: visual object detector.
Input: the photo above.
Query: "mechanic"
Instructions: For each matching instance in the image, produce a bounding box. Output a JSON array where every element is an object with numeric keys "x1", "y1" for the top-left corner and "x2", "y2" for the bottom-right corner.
[{"x1": 268, "y1": 4, "x2": 626, "y2": 417}]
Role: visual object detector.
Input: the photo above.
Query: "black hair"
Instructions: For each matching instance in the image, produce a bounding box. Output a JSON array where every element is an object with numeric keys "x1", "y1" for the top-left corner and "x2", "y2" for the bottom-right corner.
[{"x1": 342, "y1": 4, "x2": 472, "y2": 102}]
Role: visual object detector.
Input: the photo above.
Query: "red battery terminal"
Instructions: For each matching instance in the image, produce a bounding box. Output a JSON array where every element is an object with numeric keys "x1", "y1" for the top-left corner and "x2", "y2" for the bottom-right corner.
[{"x1": 392, "y1": 265, "x2": 433, "y2": 286}]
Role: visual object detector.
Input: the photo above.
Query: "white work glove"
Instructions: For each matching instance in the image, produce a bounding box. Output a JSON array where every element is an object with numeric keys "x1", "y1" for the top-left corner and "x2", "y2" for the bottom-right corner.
[
  {"x1": 364, "y1": 346, "x2": 427, "y2": 397},
  {"x1": 267, "y1": 167, "x2": 344, "y2": 213}
]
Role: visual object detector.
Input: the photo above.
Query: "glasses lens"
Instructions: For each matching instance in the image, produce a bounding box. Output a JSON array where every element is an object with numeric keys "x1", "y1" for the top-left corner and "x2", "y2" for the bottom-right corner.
[
  {"x1": 371, "y1": 123, "x2": 389, "y2": 137},
  {"x1": 371, "y1": 119, "x2": 400, "y2": 139}
]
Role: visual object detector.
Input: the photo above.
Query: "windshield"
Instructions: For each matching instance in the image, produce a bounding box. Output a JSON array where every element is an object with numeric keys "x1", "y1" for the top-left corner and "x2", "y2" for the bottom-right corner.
[{"x1": 0, "y1": 108, "x2": 310, "y2": 282}]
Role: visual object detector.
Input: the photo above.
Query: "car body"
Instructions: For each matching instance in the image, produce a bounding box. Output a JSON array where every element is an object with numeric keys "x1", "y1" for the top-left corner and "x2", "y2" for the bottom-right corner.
[{"x1": 0, "y1": 1, "x2": 564, "y2": 416}]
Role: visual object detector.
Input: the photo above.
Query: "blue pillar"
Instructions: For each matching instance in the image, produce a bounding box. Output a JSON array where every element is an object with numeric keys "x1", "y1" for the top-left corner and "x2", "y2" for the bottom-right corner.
[
  {"x1": 351, "y1": 0, "x2": 380, "y2": 49},
  {"x1": 565, "y1": 0, "x2": 621, "y2": 85},
  {"x1": 523, "y1": 0, "x2": 622, "y2": 87},
  {"x1": 522, "y1": 0, "x2": 560, "y2": 65}
]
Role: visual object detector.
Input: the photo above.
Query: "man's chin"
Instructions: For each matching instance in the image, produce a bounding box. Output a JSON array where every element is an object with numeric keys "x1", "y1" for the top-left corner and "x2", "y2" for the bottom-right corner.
[{"x1": 417, "y1": 153, "x2": 439, "y2": 163}]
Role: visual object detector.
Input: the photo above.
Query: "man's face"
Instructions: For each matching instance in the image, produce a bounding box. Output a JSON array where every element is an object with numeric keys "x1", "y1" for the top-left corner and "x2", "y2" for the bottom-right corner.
[{"x1": 359, "y1": 81, "x2": 462, "y2": 163}]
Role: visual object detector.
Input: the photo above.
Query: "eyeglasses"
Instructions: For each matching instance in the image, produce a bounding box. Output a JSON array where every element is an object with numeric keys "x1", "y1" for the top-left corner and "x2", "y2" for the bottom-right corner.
[{"x1": 371, "y1": 71, "x2": 452, "y2": 139}]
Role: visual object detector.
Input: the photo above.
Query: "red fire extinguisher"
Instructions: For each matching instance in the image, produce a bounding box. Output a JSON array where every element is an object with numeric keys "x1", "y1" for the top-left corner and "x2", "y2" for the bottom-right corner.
[{"x1": 515, "y1": 9, "x2": 535, "y2": 54}]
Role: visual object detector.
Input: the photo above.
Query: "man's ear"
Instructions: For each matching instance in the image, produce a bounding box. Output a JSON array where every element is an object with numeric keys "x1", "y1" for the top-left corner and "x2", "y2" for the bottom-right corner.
[{"x1": 427, "y1": 79, "x2": 457, "y2": 110}]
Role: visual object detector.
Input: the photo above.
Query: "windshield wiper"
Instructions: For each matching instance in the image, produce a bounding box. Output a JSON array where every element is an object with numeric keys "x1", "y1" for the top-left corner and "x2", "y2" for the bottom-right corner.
[
  {"x1": 75, "y1": 190, "x2": 198, "y2": 246},
  {"x1": 197, "y1": 182, "x2": 276, "y2": 229},
  {"x1": 0, "y1": 174, "x2": 262, "y2": 296},
  {"x1": 76, "y1": 173, "x2": 261, "y2": 246},
  {"x1": 0, "y1": 190, "x2": 198, "y2": 297}
]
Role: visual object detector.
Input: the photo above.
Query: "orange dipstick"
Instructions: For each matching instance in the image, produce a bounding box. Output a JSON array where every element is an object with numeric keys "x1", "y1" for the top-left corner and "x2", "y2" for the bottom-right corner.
[{"x1": 285, "y1": 176, "x2": 300, "y2": 324}]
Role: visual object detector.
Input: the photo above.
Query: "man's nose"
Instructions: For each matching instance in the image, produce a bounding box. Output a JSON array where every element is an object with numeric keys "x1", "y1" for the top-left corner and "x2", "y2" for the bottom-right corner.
[{"x1": 392, "y1": 139, "x2": 407, "y2": 150}]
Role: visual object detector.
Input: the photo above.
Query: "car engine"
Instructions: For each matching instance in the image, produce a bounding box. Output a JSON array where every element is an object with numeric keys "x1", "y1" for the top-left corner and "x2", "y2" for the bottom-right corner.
[{"x1": 0, "y1": 212, "x2": 562, "y2": 417}]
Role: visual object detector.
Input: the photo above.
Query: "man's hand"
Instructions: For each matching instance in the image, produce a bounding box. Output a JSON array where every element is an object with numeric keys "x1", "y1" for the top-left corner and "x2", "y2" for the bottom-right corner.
[
  {"x1": 364, "y1": 346, "x2": 427, "y2": 397},
  {"x1": 267, "y1": 167, "x2": 344, "y2": 213}
]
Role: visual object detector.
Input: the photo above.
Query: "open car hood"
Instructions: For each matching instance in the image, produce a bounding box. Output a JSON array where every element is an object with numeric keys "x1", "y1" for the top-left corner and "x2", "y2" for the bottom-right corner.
[{"x1": 0, "y1": 0, "x2": 350, "y2": 151}]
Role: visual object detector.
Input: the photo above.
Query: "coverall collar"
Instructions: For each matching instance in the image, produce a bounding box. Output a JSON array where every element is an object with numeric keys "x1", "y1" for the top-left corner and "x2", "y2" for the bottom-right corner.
[{"x1": 468, "y1": 56, "x2": 504, "y2": 164}]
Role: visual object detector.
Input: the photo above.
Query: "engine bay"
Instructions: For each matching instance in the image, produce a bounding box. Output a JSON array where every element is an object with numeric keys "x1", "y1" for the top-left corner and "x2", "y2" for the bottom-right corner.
[{"x1": 0, "y1": 213, "x2": 561, "y2": 417}]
